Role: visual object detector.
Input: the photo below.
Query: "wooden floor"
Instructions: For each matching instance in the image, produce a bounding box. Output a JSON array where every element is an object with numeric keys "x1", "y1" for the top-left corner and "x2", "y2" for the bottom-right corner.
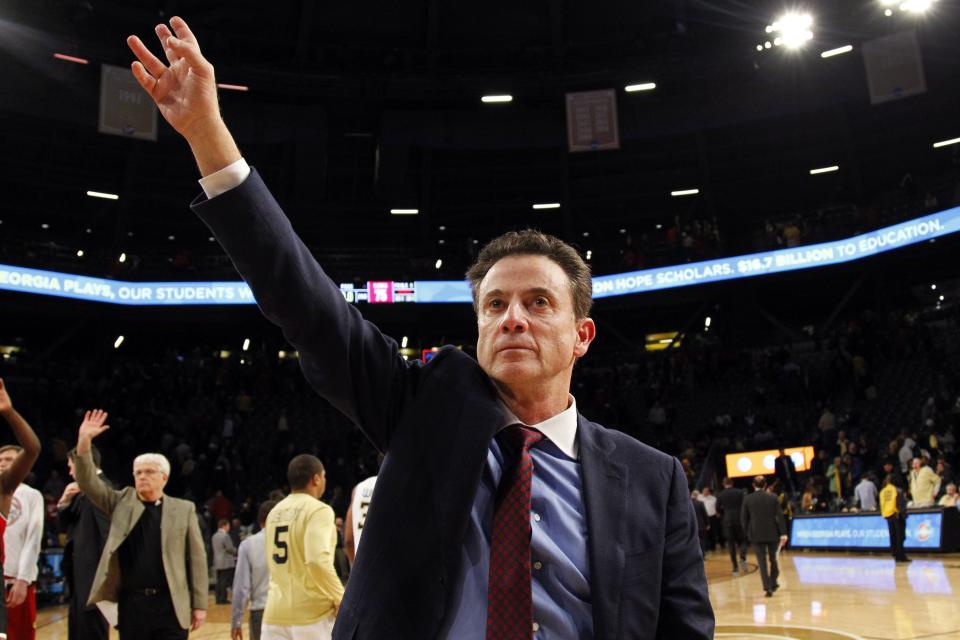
[{"x1": 35, "y1": 550, "x2": 960, "y2": 639}]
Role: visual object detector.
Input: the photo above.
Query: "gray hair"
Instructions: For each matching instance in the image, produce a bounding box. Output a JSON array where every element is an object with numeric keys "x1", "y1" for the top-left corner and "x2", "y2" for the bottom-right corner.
[{"x1": 133, "y1": 453, "x2": 171, "y2": 477}]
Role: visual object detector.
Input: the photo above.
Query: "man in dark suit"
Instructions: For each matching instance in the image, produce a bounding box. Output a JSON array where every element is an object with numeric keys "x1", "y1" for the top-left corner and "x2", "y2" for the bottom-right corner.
[
  {"x1": 125, "y1": 16, "x2": 714, "y2": 639},
  {"x1": 57, "y1": 444, "x2": 112, "y2": 640},
  {"x1": 741, "y1": 476, "x2": 788, "y2": 597},
  {"x1": 717, "y1": 478, "x2": 747, "y2": 575}
]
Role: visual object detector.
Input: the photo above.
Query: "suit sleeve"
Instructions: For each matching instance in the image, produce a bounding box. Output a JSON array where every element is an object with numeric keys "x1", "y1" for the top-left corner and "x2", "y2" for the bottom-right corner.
[
  {"x1": 70, "y1": 451, "x2": 122, "y2": 515},
  {"x1": 740, "y1": 496, "x2": 751, "y2": 537},
  {"x1": 304, "y1": 507, "x2": 345, "y2": 606},
  {"x1": 656, "y1": 458, "x2": 715, "y2": 639},
  {"x1": 191, "y1": 170, "x2": 413, "y2": 452},
  {"x1": 186, "y1": 504, "x2": 209, "y2": 611}
]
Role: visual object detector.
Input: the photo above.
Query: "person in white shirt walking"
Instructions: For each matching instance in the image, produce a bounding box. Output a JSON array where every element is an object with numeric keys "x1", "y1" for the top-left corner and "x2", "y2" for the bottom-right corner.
[
  {"x1": 697, "y1": 487, "x2": 719, "y2": 551},
  {"x1": 854, "y1": 475, "x2": 878, "y2": 511},
  {"x1": 0, "y1": 445, "x2": 44, "y2": 640},
  {"x1": 231, "y1": 500, "x2": 277, "y2": 640}
]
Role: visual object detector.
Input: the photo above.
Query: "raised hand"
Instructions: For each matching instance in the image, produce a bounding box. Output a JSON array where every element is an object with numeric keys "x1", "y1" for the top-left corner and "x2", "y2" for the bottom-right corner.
[
  {"x1": 127, "y1": 17, "x2": 220, "y2": 140},
  {"x1": 78, "y1": 409, "x2": 110, "y2": 443},
  {"x1": 127, "y1": 16, "x2": 241, "y2": 176},
  {"x1": 0, "y1": 378, "x2": 13, "y2": 416}
]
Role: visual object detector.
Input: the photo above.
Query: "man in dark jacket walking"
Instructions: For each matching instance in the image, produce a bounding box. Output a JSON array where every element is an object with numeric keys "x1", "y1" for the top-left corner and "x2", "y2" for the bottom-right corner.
[
  {"x1": 741, "y1": 476, "x2": 788, "y2": 597},
  {"x1": 717, "y1": 478, "x2": 747, "y2": 575}
]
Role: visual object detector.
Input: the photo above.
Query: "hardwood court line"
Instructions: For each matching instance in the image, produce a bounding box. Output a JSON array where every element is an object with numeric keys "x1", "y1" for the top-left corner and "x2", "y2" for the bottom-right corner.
[
  {"x1": 717, "y1": 624, "x2": 865, "y2": 640},
  {"x1": 863, "y1": 631, "x2": 960, "y2": 640}
]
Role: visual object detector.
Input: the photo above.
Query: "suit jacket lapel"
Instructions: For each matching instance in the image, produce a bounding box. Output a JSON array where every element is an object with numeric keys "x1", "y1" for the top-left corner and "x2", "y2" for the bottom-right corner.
[{"x1": 578, "y1": 416, "x2": 627, "y2": 640}]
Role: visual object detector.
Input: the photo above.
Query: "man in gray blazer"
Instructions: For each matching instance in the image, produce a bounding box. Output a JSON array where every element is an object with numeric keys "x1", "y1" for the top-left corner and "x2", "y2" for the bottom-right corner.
[
  {"x1": 212, "y1": 519, "x2": 238, "y2": 604},
  {"x1": 740, "y1": 476, "x2": 788, "y2": 597},
  {"x1": 72, "y1": 409, "x2": 208, "y2": 639}
]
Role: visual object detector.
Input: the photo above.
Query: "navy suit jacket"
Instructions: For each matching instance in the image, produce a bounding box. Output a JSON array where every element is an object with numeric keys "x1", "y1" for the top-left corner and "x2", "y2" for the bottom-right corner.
[{"x1": 192, "y1": 169, "x2": 714, "y2": 639}]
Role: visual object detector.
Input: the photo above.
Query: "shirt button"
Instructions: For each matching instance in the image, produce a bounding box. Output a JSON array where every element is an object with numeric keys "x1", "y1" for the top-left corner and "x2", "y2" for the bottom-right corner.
[
  {"x1": 533, "y1": 561, "x2": 543, "y2": 570},
  {"x1": 533, "y1": 622, "x2": 540, "y2": 632},
  {"x1": 533, "y1": 513, "x2": 541, "y2": 522}
]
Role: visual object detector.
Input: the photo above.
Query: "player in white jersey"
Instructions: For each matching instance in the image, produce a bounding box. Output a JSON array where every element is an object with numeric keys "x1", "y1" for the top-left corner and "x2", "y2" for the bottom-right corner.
[
  {"x1": 0, "y1": 454, "x2": 43, "y2": 640},
  {"x1": 262, "y1": 455, "x2": 343, "y2": 640},
  {"x1": 343, "y1": 476, "x2": 377, "y2": 565}
]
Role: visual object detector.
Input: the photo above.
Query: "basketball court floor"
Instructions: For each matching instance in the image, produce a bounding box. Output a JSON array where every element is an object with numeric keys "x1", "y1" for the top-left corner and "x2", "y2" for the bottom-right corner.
[{"x1": 34, "y1": 550, "x2": 960, "y2": 639}]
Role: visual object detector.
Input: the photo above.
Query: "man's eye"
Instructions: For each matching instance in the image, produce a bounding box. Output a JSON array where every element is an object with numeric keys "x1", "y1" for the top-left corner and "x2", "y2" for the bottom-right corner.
[
  {"x1": 488, "y1": 299, "x2": 503, "y2": 309},
  {"x1": 534, "y1": 297, "x2": 548, "y2": 306}
]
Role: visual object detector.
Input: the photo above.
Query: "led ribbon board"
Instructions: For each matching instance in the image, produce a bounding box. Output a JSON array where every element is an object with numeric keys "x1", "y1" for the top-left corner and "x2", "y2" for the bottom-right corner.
[
  {"x1": 790, "y1": 512, "x2": 943, "y2": 550},
  {"x1": 2, "y1": 205, "x2": 959, "y2": 306}
]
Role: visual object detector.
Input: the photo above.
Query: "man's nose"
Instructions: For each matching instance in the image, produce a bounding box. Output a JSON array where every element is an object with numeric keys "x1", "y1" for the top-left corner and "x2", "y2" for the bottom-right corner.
[{"x1": 500, "y1": 301, "x2": 529, "y2": 333}]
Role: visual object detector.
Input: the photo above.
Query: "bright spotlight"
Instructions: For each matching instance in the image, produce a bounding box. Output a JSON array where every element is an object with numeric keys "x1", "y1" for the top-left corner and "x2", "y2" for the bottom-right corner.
[
  {"x1": 933, "y1": 137, "x2": 960, "y2": 148},
  {"x1": 769, "y1": 13, "x2": 815, "y2": 49},
  {"x1": 809, "y1": 165, "x2": 839, "y2": 175},
  {"x1": 401, "y1": 336, "x2": 409, "y2": 348},
  {"x1": 77, "y1": 250, "x2": 84, "y2": 257},
  {"x1": 114, "y1": 335, "x2": 125, "y2": 349},
  {"x1": 242, "y1": 338, "x2": 250, "y2": 351},
  {"x1": 435, "y1": 259, "x2": 443, "y2": 269},
  {"x1": 118, "y1": 252, "x2": 127, "y2": 263},
  {"x1": 585, "y1": 250, "x2": 592, "y2": 260},
  {"x1": 481, "y1": 95, "x2": 513, "y2": 104},
  {"x1": 899, "y1": 0, "x2": 935, "y2": 13}
]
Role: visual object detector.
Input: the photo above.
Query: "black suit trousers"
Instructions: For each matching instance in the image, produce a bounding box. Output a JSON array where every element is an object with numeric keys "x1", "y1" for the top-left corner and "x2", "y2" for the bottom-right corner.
[
  {"x1": 753, "y1": 542, "x2": 780, "y2": 592},
  {"x1": 68, "y1": 594, "x2": 108, "y2": 640},
  {"x1": 118, "y1": 592, "x2": 186, "y2": 640}
]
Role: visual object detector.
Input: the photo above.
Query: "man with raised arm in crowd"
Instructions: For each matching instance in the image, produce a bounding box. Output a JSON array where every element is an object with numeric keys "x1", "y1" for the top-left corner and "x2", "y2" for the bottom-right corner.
[
  {"x1": 58, "y1": 444, "x2": 112, "y2": 640},
  {"x1": 125, "y1": 16, "x2": 713, "y2": 639},
  {"x1": 71, "y1": 409, "x2": 208, "y2": 639}
]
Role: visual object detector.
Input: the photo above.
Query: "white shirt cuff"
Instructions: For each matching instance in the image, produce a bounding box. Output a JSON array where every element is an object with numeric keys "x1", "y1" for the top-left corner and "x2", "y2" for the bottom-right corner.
[{"x1": 199, "y1": 158, "x2": 251, "y2": 200}]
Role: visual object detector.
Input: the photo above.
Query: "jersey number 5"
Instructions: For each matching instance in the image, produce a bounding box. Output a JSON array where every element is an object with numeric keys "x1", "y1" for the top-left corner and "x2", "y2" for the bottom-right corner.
[{"x1": 273, "y1": 525, "x2": 289, "y2": 564}]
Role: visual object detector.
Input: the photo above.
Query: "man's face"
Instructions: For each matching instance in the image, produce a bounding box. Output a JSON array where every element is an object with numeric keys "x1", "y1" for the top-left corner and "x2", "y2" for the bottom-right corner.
[
  {"x1": 0, "y1": 450, "x2": 17, "y2": 474},
  {"x1": 912, "y1": 459, "x2": 922, "y2": 471},
  {"x1": 133, "y1": 463, "x2": 168, "y2": 500},
  {"x1": 949, "y1": 485, "x2": 957, "y2": 496},
  {"x1": 475, "y1": 255, "x2": 594, "y2": 393}
]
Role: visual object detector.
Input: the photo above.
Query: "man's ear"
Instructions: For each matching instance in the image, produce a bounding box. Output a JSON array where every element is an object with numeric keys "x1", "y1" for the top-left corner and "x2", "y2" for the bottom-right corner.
[{"x1": 574, "y1": 318, "x2": 596, "y2": 358}]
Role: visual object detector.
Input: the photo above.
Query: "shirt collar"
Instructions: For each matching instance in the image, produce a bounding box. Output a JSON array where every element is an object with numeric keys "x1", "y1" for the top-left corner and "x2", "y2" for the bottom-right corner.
[{"x1": 500, "y1": 395, "x2": 579, "y2": 459}]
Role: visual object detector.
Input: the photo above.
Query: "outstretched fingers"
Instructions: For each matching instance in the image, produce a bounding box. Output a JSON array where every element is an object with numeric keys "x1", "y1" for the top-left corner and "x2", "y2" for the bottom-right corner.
[
  {"x1": 127, "y1": 35, "x2": 166, "y2": 78},
  {"x1": 169, "y1": 16, "x2": 199, "y2": 45},
  {"x1": 164, "y1": 36, "x2": 214, "y2": 80},
  {"x1": 155, "y1": 23, "x2": 181, "y2": 65}
]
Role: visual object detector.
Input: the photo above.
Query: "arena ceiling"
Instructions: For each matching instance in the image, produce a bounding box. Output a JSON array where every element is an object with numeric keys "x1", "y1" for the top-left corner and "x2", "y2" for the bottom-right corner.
[{"x1": 1, "y1": 0, "x2": 958, "y2": 282}]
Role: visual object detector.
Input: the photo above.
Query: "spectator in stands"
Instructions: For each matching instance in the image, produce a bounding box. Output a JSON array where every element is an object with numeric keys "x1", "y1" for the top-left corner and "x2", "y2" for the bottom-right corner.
[
  {"x1": 854, "y1": 475, "x2": 878, "y2": 511},
  {"x1": 879, "y1": 474, "x2": 909, "y2": 563},
  {"x1": 938, "y1": 483, "x2": 958, "y2": 508},
  {"x1": 774, "y1": 449, "x2": 797, "y2": 497},
  {"x1": 818, "y1": 407, "x2": 836, "y2": 433},
  {"x1": 697, "y1": 487, "x2": 719, "y2": 551},
  {"x1": 898, "y1": 437, "x2": 915, "y2": 474},
  {"x1": 878, "y1": 460, "x2": 905, "y2": 490},
  {"x1": 827, "y1": 456, "x2": 845, "y2": 504},
  {"x1": 909, "y1": 457, "x2": 940, "y2": 507},
  {"x1": 648, "y1": 400, "x2": 667, "y2": 428}
]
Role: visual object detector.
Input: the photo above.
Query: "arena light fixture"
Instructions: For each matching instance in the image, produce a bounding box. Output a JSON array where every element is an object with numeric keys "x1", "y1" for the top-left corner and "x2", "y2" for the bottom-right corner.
[
  {"x1": 242, "y1": 338, "x2": 250, "y2": 351},
  {"x1": 705, "y1": 316, "x2": 712, "y2": 328},
  {"x1": 767, "y1": 12, "x2": 815, "y2": 50},
  {"x1": 671, "y1": 188, "x2": 699, "y2": 197},
  {"x1": 931, "y1": 284, "x2": 937, "y2": 290},
  {"x1": 114, "y1": 335, "x2": 125, "y2": 349},
  {"x1": 401, "y1": 336, "x2": 409, "y2": 348},
  {"x1": 532, "y1": 202, "x2": 561, "y2": 210},
  {"x1": 118, "y1": 252, "x2": 127, "y2": 263},
  {"x1": 390, "y1": 208, "x2": 419, "y2": 215},
  {"x1": 809, "y1": 165, "x2": 839, "y2": 175},
  {"x1": 77, "y1": 250, "x2": 84, "y2": 257},
  {"x1": 821, "y1": 45, "x2": 853, "y2": 58},
  {"x1": 481, "y1": 95, "x2": 513, "y2": 104},
  {"x1": 217, "y1": 83, "x2": 249, "y2": 92},
  {"x1": 933, "y1": 137, "x2": 960, "y2": 148},
  {"x1": 624, "y1": 82, "x2": 656, "y2": 92},
  {"x1": 898, "y1": 0, "x2": 936, "y2": 13},
  {"x1": 87, "y1": 190, "x2": 119, "y2": 200},
  {"x1": 585, "y1": 250, "x2": 592, "y2": 260},
  {"x1": 41, "y1": 223, "x2": 50, "y2": 230},
  {"x1": 54, "y1": 53, "x2": 89, "y2": 64},
  {"x1": 435, "y1": 259, "x2": 443, "y2": 269}
]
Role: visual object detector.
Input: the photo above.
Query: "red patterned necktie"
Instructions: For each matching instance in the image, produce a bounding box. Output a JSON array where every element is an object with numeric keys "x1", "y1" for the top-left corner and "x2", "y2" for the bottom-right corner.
[{"x1": 486, "y1": 425, "x2": 544, "y2": 640}]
